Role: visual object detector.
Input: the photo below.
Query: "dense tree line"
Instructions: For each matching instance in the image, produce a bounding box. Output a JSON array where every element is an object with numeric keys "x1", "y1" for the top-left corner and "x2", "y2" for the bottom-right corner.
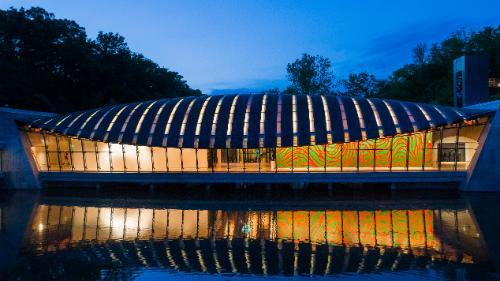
[
  {"x1": 285, "y1": 26, "x2": 499, "y2": 105},
  {"x1": 0, "y1": 7, "x2": 200, "y2": 113}
]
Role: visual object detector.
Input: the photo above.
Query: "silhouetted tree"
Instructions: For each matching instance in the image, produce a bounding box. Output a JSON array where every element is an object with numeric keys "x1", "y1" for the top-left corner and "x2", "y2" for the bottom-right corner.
[
  {"x1": 339, "y1": 72, "x2": 380, "y2": 98},
  {"x1": 286, "y1": 53, "x2": 334, "y2": 95},
  {"x1": 0, "y1": 7, "x2": 200, "y2": 113},
  {"x1": 377, "y1": 26, "x2": 499, "y2": 105}
]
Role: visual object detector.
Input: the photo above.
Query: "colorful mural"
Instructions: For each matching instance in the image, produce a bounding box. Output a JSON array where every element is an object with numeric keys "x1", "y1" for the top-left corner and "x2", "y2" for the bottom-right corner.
[{"x1": 276, "y1": 133, "x2": 434, "y2": 170}]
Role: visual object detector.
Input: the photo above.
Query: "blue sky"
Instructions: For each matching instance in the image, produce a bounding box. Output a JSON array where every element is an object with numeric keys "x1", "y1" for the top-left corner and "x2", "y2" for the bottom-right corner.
[{"x1": 1, "y1": 0, "x2": 498, "y2": 94}]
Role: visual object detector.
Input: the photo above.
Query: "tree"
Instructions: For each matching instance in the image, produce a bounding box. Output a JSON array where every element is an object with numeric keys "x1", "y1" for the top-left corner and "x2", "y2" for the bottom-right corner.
[
  {"x1": 0, "y1": 7, "x2": 200, "y2": 113},
  {"x1": 413, "y1": 43, "x2": 427, "y2": 65},
  {"x1": 339, "y1": 72, "x2": 380, "y2": 98},
  {"x1": 286, "y1": 53, "x2": 334, "y2": 95},
  {"x1": 377, "y1": 26, "x2": 499, "y2": 105}
]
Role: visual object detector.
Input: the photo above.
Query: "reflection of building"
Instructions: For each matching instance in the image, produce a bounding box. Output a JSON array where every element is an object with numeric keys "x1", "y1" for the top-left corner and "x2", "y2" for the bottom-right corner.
[{"x1": 27, "y1": 203, "x2": 486, "y2": 276}]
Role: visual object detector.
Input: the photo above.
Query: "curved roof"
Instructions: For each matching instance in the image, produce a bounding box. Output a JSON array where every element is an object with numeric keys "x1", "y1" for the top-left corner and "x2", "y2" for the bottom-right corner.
[{"x1": 24, "y1": 94, "x2": 491, "y2": 149}]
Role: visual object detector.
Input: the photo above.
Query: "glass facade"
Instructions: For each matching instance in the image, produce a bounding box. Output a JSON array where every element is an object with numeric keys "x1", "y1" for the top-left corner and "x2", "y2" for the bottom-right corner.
[{"x1": 25, "y1": 118, "x2": 487, "y2": 173}]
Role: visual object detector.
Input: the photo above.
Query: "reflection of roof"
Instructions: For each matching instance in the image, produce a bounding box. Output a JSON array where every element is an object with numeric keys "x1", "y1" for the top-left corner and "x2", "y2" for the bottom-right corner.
[
  {"x1": 23, "y1": 94, "x2": 493, "y2": 149},
  {"x1": 28, "y1": 239, "x2": 438, "y2": 275}
]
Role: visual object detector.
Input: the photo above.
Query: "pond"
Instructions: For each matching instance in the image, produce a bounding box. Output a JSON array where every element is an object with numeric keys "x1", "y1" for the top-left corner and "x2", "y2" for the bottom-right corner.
[{"x1": 0, "y1": 185, "x2": 498, "y2": 280}]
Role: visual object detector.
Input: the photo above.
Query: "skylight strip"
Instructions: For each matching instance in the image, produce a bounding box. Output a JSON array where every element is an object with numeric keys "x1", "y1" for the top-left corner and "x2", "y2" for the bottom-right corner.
[
  {"x1": 400, "y1": 103, "x2": 418, "y2": 132},
  {"x1": 307, "y1": 95, "x2": 316, "y2": 145},
  {"x1": 210, "y1": 96, "x2": 225, "y2": 148},
  {"x1": 194, "y1": 96, "x2": 211, "y2": 148},
  {"x1": 337, "y1": 97, "x2": 350, "y2": 142},
  {"x1": 276, "y1": 95, "x2": 282, "y2": 147},
  {"x1": 351, "y1": 98, "x2": 366, "y2": 140},
  {"x1": 76, "y1": 109, "x2": 102, "y2": 137},
  {"x1": 117, "y1": 103, "x2": 143, "y2": 143},
  {"x1": 292, "y1": 95, "x2": 298, "y2": 146},
  {"x1": 103, "y1": 105, "x2": 129, "y2": 141},
  {"x1": 242, "y1": 94, "x2": 254, "y2": 148},
  {"x1": 226, "y1": 95, "x2": 240, "y2": 148},
  {"x1": 415, "y1": 104, "x2": 435, "y2": 127},
  {"x1": 259, "y1": 95, "x2": 267, "y2": 147},
  {"x1": 366, "y1": 99, "x2": 384, "y2": 138},
  {"x1": 132, "y1": 101, "x2": 158, "y2": 144},
  {"x1": 178, "y1": 99, "x2": 196, "y2": 147},
  {"x1": 90, "y1": 106, "x2": 116, "y2": 139},
  {"x1": 54, "y1": 114, "x2": 73, "y2": 130},
  {"x1": 433, "y1": 106, "x2": 453, "y2": 124},
  {"x1": 63, "y1": 112, "x2": 87, "y2": 135},
  {"x1": 162, "y1": 99, "x2": 183, "y2": 146},
  {"x1": 382, "y1": 100, "x2": 401, "y2": 134},
  {"x1": 321, "y1": 95, "x2": 332, "y2": 144},
  {"x1": 147, "y1": 99, "x2": 170, "y2": 146}
]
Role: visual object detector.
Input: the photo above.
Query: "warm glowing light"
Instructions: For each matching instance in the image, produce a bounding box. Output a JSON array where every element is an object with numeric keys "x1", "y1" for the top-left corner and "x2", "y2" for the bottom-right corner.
[
  {"x1": 382, "y1": 100, "x2": 401, "y2": 134},
  {"x1": 226, "y1": 95, "x2": 240, "y2": 148},
  {"x1": 104, "y1": 105, "x2": 128, "y2": 141},
  {"x1": 321, "y1": 95, "x2": 332, "y2": 143}
]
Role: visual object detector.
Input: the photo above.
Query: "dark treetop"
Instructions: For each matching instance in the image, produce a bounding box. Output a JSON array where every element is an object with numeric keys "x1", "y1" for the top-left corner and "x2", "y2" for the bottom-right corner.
[{"x1": 0, "y1": 7, "x2": 201, "y2": 113}]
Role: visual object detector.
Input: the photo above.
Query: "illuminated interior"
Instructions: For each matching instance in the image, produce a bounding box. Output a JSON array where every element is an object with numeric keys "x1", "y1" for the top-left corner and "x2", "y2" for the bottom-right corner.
[{"x1": 26, "y1": 119, "x2": 485, "y2": 173}]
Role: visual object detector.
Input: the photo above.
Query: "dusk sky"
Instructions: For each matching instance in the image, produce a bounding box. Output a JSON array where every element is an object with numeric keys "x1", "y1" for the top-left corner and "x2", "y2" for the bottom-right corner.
[{"x1": 1, "y1": 0, "x2": 498, "y2": 94}]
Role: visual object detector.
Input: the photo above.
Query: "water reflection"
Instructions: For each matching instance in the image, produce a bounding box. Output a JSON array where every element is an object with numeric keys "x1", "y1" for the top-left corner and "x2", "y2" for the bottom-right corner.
[{"x1": 1, "y1": 189, "x2": 498, "y2": 280}]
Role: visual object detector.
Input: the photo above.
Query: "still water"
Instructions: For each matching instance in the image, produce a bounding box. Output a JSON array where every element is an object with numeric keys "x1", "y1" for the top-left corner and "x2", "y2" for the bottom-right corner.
[{"x1": 0, "y1": 185, "x2": 499, "y2": 280}]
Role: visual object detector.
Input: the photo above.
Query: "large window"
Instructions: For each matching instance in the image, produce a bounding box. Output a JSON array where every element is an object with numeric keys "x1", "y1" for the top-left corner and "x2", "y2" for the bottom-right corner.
[{"x1": 438, "y1": 143, "x2": 466, "y2": 162}]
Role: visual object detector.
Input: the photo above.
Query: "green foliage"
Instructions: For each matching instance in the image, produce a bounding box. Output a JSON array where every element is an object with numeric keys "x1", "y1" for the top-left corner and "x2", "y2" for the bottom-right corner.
[
  {"x1": 286, "y1": 53, "x2": 334, "y2": 95},
  {"x1": 339, "y1": 72, "x2": 381, "y2": 98},
  {"x1": 377, "y1": 26, "x2": 500, "y2": 105},
  {"x1": 0, "y1": 7, "x2": 200, "y2": 113}
]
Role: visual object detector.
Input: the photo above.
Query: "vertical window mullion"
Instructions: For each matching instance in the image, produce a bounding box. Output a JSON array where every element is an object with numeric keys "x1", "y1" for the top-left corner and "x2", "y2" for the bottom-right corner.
[
  {"x1": 42, "y1": 133, "x2": 51, "y2": 171},
  {"x1": 211, "y1": 149, "x2": 215, "y2": 173},
  {"x1": 438, "y1": 128, "x2": 444, "y2": 171},
  {"x1": 136, "y1": 146, "x2": 141, "y2": 172},
  {"x1": 81, "y1": 140, "x2": 87, "y2": 171},
  {"x1": 274, "y1": 148, "x2": 277, "y2": 173},
  {"x1": 180, "y1": 148, "x2": 184, "y2": 173},
  {"x1": 165, "y1": 148, "x2": 170, "y2": 173},
  {"x1": 242, "y1": 149, "x2": 246, "y2": 173},
  {"x1": 195, "y1": 148, "x2": 199, "y2": 173},
  {"x1": 389, "y1": 138, "x2": 393, "y2": 172},
  {"x1": 150, "y1": 147, "x2": 155, "y2": 172},
  {"x1": 422, "y1": 131, "x2": 428, "y2": 171},
  {"x1": 356, "y1": 141, "x2": 360, "y2": 172},
  {"x1": 258, "y1": 149, "x2": 261, "y2": 172},
  {"x1": 55, "y1": 136, "x2": 62, "y2": 171},
  {"x1": 94, "y1": 142, "x2": 100, "y2": 172},
  {"x1": 307, "y1": 145, "x2": 310, "y2": 173},
  {"x1": 454, "y1": 124, "x2": 461, "y2": 171},
  {"x1": 67, "y1": 138, "x2": 74, "y2": 171},
  {"x1": 406, "y1": 135, "x2": 410, "y2": 171},
  {"x1": 340, "y1": 143, "x2": 343, "y2": 172},
  {"x1": 226, "y1": 149, "x2": 230, "y2": 172},
  {"x1": 121, "y1": 144, "x2": 127, "y2": 172},
  {"x1": 323, "y1": 144, "x2": 327, "y2": 172},
  {"x1": 108, "y1": 143, "x2": 114, "y2": 172}
]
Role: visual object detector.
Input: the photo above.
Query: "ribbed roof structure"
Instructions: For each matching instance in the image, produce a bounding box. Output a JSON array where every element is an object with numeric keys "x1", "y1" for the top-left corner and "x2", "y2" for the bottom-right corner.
[{"x1": 25, "y1": 94, "x2": 491, "y2": 148}]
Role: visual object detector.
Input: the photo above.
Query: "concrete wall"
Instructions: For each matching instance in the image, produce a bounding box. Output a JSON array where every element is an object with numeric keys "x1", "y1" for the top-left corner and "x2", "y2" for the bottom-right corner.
[
  {"x1": 0, "y1": 108, "x2": 54, "y2": 189},
  {"x1": 464, "y1": 105, "x2": 500, "y2": 191}
]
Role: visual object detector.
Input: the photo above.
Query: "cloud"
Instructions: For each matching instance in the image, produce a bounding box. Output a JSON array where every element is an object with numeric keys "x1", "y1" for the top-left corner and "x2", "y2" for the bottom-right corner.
[{"x1": 207, "y1": 78, "x2": 288, "y2": 95}]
